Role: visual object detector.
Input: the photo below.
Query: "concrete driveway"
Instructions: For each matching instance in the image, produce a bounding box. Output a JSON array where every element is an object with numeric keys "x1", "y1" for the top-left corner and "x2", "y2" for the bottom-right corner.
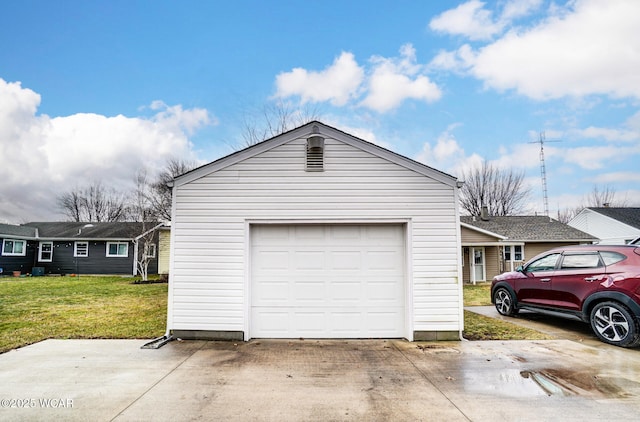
[{"x1": 1, "y1": 334, "x2": 640, "y2": 421}]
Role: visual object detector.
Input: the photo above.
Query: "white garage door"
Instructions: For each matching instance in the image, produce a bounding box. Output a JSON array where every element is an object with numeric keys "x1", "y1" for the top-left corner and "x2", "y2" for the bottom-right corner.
[{"x1": 250, "y1": 224, "x2": 405, "y2": 338}]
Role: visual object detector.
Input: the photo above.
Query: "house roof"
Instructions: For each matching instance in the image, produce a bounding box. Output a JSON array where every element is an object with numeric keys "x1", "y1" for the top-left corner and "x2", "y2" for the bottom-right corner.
[
  {"x1": 460, "y1": 216, "x2": 597, "y2": 242},
  {"x1": 585, "y1": 207, "x2": 640, "y2": 230},
  {"x1": 0, "y1": 222, "x2": 161, "y2": 240},
  {"x1": 172, "y1": 120, "x2": 459, "y2": 188},
  {"x1": 0, "y1": 223, "x2": 37, "y2": 238}
]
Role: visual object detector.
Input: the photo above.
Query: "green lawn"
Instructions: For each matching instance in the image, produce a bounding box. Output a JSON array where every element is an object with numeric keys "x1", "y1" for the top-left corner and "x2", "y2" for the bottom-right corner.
[
  {"x1": 0, "y1": 276, "x2": 549, "y2": 354},
  {"x1": 0, "y1": 276, "x2": 167, "y2": 353},
  {"x1": 462, "y1": 282, "x2": 552, "y2": 341}
]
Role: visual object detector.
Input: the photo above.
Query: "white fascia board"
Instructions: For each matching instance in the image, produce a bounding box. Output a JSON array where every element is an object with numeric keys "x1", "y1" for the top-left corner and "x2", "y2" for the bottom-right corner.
[{"x1": 460, "y1": 222, "x2": 508, "y2": 240}]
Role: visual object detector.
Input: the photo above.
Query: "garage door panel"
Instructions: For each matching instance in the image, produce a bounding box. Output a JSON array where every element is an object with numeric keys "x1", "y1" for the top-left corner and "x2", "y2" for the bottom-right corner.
[
  {"x1": 329, "y1": 251, "x2": 362, "y2": 270},
  {"x1": 251, "y1": 224, "x2": 405, "y2": 338}
]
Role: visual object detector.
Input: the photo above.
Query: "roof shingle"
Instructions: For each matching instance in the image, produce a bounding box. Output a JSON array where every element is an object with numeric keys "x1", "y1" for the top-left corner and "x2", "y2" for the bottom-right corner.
[{"x1": 461, "y1": 215, "x2": 597, "y2": 241}]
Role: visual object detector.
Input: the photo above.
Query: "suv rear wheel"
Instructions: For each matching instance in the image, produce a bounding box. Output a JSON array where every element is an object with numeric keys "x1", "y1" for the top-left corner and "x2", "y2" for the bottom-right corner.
[
  {"x1": 493, "y1": 287, "x2": 518, "y2": 316},
  {"x1": 590, "y1": 301, "x2": 640, "y2": 348}
]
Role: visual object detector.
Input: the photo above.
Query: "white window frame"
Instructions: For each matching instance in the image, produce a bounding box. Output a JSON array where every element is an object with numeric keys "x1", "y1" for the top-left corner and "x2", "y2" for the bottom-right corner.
[
  {"x1": 74, "y1": 241, "x2": 89, "y2": 257},
  {"x1": 39, "y1": 241, "x2": 53, "y2": 262},
  {"x1": 106, "y1": 242, "x2": 129, "y2": 257},
  {"x1": 144, "y1": 243, "x2": 157, "y2": 259},
  {"x1": 2, "y1": 239, "x2": 26, "y2": 256},
  {"x1": 502, "y1": 245, "x2": 524, "y2": 262}
]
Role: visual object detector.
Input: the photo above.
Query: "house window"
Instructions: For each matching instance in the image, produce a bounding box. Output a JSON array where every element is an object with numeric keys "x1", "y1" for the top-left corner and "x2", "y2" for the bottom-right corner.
[
  {"x1": 504, "y1": 245, "x2": 523, "y2": 261},
  {"x1": 106, "y1": 242, "x2": 128, "y2": 257},
  {"x1": 143, "y1": 243, "x2": 157, "y2": 259},
  {"x1": 39, "y1": 241, "x2": 53, "y2": 262},
  {"x1": 74, "y1": 241, "x2": 89, "y2": 257},
  {"x1": 2, "y1": 239, "x2": 26, "y2": 256}
]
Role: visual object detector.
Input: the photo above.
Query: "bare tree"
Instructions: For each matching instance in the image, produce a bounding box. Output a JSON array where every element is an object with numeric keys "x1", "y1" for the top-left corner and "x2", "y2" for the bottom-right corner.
[
  {"x1": 239, "y1": 100, "x2": 321, "y2": 147},
  {"x1": 129, "y1": 170, "x2": 161, "y2": 282},
  {"x1": 57, "y1": 182, "x2": 128, "y2": 222},
  {"x1": 557, "y1": 185, "x2": 629, "y2": 223},
  {"x1": 148, "y1": 158, "x2": 198, "y2": 221},
  {"x1": 57, "y1": 190, "x2": 84, "y2": 222},
  {"x1": 459, "y1": 161, "x2": 531, "y2": 216}
]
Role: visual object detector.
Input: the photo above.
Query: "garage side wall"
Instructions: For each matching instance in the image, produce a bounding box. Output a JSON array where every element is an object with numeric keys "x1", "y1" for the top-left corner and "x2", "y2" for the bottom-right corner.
[{"x1": 169, "y1": 136, "x2": 461, "y2": 340}]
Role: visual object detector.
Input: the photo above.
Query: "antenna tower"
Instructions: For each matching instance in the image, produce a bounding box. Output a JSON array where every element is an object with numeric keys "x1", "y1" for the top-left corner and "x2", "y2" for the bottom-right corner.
[{"x1": 529, "y1": 132, "x2": 560, "y2": 216}]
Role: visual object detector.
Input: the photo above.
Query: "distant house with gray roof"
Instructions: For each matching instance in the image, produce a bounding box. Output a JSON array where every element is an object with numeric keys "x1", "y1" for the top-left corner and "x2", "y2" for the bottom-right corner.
[
  {"x1": 568, "y1": 207, "x2": 640, "y2": 245},
  {"x1": 460, "y1": 215, "x2": 597, "y2": 283},
  {"x1": 0, "y1": 222, "x2": 163, "y2": 276}
]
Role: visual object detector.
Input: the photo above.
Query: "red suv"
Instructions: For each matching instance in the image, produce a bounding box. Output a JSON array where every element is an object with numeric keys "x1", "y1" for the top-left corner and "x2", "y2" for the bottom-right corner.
[{"x1": 491, "y1": 245, "x2": 640, "y2": 347}]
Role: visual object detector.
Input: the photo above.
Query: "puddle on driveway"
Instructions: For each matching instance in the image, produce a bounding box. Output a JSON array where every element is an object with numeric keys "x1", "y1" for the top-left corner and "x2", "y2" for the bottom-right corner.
[{"x1": 464, "y1": 368, "x2": 637, "y2": 398}]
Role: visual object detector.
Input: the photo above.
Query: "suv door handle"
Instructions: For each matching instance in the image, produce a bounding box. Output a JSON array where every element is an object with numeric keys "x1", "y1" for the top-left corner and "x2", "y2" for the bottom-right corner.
[
  {"x1": 584, "y1": 277, "x2": 597, "y2": 282},
  {"x1": 540, "y1": 278, "x2": 551, "y2": 282}
]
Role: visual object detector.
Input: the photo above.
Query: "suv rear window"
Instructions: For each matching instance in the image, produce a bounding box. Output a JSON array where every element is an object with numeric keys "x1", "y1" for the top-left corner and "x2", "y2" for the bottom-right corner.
[
  {"x1": 599, "y1": 251, "x2": 626, "y2": 265},
  {"x1": 560, "y1": 253, "x2": 602, "y2": 269}
]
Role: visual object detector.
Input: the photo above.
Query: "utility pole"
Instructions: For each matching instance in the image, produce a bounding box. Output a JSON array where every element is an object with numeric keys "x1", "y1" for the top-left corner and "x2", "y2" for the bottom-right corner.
[{"x1": 529, "y1": 132, "x2": 561, "y2": 216}]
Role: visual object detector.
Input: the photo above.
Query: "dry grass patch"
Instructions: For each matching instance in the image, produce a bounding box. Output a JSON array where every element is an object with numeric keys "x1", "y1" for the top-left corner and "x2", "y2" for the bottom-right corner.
[{"x1": 462, "y1": 282, "x2": 552, "y2": 341}]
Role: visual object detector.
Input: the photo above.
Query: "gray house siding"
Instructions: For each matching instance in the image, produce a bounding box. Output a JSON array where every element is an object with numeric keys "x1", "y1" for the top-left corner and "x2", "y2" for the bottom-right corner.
[
  {"x1": 33, "y1": 240, "x2": 158, "y2": 275},
  {"x1": 1, "y1": 222, "x2": 161, "y2": 276},
  {"x1": 0, "y1": 239, "x2": 37, "y2": 274}
]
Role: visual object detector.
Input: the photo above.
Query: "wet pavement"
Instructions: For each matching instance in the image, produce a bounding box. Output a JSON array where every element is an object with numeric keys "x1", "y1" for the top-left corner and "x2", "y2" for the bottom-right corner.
[{"x1": 1, "y1": 335, "x2": 639, "y2": 421}]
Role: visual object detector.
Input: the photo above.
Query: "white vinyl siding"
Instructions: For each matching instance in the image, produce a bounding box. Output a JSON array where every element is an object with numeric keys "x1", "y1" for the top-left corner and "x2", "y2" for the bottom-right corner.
[
  {"x1": 170, "y1": 135, "x2": 462, "y2": 338},
  {"x1": 158, "y1": 230, "x2": 171, "y2": 275},
  {"x1": 569, "y1": 209, "x2": 640, "y2": 244}
]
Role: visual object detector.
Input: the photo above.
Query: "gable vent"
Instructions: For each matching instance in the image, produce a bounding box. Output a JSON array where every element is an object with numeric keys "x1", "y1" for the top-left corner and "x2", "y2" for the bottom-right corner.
[{"x1": 306, "y1": 136, "x2": 324, "y2": 172}]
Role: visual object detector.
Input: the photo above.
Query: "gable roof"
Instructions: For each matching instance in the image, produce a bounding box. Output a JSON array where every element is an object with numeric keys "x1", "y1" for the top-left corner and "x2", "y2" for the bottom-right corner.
[
  {"x1": 460, "y1": 216, "x2": 597, "y2": 242},
  {"x1": 0, "y1": 223, "x2": 37, "y2": 239},
  {"x1": 585, "y1": 207, "x2": 640, "y2": 230},
  {"x1": 1, "y1": 222, "x2": 161, "y2": 241},
  {"x1": 172, "y1": 120, "x2": 459, "y2": 188}
]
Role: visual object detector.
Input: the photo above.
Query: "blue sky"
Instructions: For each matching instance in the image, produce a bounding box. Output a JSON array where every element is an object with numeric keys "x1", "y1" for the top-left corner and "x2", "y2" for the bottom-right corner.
[{"x1": 1, "y1": 0, "x2": 639, "y2": 223}]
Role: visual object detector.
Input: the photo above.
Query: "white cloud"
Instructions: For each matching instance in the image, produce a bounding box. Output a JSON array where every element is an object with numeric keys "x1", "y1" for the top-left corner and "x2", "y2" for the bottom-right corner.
[
  {"x1": 360, "y1": 44, "x2": 441, "y2": 113},
  {"x1": 415, "y1": 124, "x2": 483, "y2": 177},
  {"x1": 574, "y1": 126, "x2": 640, "y2": 142},
  {"x1": 0, "y1": 78, "x2": 212, "y2": 223},
  {"x1": 429, "y1": 0, "x2": 503, "y2": 41},
  {"x1": 274, "y1": 52, "x2": 364, "y2": 106},
  {"x1": 275, "y1": 44, "x2": 441, "y2": 113},
  {"x1": 561, "y1": 144, "x2": 640, "y2": 170},
  {"x1": 429, "y1": 44, "x2": 476, "y2": 73},
  {"x1": 468, "y1": 0, "x2": 640, "y2": 100},
  {"x1": 429, "y1": 0, "x2": 542, "y2": 41},
  {"x1": 588, "y1": 172, "x2": 640, "y2": 184}
]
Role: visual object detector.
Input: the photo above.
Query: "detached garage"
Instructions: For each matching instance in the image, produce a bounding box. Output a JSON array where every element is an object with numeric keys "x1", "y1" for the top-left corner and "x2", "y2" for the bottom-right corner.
[{"x1": 167, "y1": 121, "x2": 463, "y2": 342}]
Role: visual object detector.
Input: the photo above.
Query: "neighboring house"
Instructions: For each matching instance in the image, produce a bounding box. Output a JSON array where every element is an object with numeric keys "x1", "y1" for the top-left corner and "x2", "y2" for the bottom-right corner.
[
  {"x1": 461, "y1": 214, "x2": 597, "y2": 284},
  {"x1": 168, "y1": 121, "x2": 463, "y2": 342},
  {"x1": 157, "y1": 224, "x2": 171, "y2": 276},
  {"x1": 568, "y1": 207, "x2": 640, "y2": 244},
  {"x1": 0, "y1": 222, "x2": 163, "y2": 276}
]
